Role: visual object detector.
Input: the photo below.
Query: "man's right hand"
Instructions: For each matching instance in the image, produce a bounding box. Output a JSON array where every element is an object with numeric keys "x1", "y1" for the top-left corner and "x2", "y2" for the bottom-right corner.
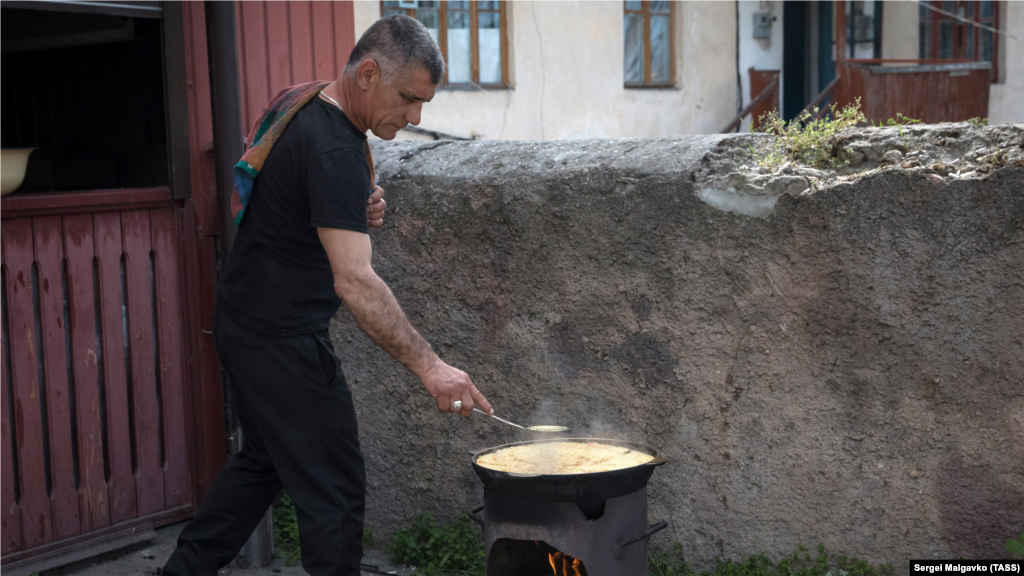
[{"x1": 420, "y1": 360, "x2": 493, "y2": 418}]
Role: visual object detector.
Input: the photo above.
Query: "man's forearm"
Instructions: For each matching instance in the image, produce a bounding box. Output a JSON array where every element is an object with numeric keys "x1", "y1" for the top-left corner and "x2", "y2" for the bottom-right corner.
[{"x1": 337, "y1": 271, "x2": 438, "y2": 377}]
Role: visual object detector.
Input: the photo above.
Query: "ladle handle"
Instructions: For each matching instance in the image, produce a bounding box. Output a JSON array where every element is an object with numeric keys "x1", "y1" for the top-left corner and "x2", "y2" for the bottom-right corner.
[{"x1": 472, "y1": 407, "x2": 527, "y2": 430}]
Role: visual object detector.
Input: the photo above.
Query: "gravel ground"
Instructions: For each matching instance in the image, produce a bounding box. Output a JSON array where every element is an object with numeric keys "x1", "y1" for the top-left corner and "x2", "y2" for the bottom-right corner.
[{"x1": 39, "y1": 520, "x2": 418, "y2": 576}]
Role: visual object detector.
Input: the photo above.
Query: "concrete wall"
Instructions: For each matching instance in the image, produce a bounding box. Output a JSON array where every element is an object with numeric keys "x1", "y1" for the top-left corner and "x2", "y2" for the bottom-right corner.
[
  {"x1": 353, "y1": 1, "x2": 738, "y2": 140},
  {"x1": 335, "y1": 125, "x2": 1024, "y2": 567}
]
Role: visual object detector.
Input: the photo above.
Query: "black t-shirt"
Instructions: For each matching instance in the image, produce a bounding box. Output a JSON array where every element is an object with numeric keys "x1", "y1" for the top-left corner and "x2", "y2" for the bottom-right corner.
[{"x1": 217, "y1": 97, "x2": 371, "y2": 335}]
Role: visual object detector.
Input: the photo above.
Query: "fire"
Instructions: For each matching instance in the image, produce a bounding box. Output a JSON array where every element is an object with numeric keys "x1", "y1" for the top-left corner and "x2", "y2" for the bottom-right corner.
[{"x1": 548, "y1": 550, "x2": 585, "y2": 576}]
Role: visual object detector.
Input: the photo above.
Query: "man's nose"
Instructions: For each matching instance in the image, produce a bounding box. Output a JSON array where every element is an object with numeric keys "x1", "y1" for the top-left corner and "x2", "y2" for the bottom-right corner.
[{"x1": 406, "y1": 103, "x2": 423, "y2": 126}]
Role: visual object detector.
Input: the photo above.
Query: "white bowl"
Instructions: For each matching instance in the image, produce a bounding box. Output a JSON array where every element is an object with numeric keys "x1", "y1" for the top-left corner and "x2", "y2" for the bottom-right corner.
[{"x1": 1, "y1": 148, "x2": 38, "y2": 196}]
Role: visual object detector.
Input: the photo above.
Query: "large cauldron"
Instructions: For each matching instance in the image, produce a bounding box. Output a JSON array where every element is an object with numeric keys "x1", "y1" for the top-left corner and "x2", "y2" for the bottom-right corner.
[{"x1": 471, "y1": 437, "x2": 666, "y2": 514}]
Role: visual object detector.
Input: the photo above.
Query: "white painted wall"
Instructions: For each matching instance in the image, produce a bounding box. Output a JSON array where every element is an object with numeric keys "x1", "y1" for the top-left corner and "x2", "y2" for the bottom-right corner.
[
  {"x1": 881, "y1": 0, "x2": 918, "y2": 60},
  {"x1": 353, "y1": 1, "x2": 739, "y2": 140},
  {"x1": 989, "y1": 0, "x2": 1024, "y2": 124},
  {"x1": 736, "y1": 0, "x2": 783, "y2": 127}
]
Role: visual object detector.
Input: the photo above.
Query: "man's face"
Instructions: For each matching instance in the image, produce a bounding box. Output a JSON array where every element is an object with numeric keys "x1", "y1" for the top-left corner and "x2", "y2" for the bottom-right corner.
[{"x1": 367, "y1": 65, "x2": 436, "y2": 140}]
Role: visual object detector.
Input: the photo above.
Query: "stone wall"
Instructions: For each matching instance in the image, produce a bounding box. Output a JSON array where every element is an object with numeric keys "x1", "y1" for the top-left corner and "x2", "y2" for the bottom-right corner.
[{"x1": 331, "y1": 124, "x2": 1024, "y2": 567}]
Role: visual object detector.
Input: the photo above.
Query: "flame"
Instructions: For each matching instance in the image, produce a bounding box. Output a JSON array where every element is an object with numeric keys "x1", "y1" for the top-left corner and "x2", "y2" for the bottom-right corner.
[{"x1": 548, "y1": 550, "x2": 585, "y2": 576}]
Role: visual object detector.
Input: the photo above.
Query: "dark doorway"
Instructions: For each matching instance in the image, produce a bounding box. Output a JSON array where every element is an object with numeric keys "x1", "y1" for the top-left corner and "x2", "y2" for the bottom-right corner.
[{"x1": 782, "y1": 1, "x2": 808, "y2": 120}]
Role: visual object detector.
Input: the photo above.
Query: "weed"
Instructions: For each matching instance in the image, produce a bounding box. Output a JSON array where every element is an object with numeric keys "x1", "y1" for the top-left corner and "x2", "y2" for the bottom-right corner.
[
  {"x1": 755, "y1": 100, "x2": 866, "y2": 170},
  {"x1": 966, "y1": 117, "x2": 989, "y2": 127},
  {"x1": 390, "y1": 513, "x2": 485, "y2": 575},
  {"x1": 883, "y1": 113, "x2": 921, "y2": 150},
  {"x1": 886, "y1": 113, "x2": 921, "y2": 127},
  {"x1": 273, "y1": 493, "x2": 302, "y2": 567},
  {"x1": 1007, "y1": 532, "x2": 1024, "y2": 557},
  {"x1": 648, "y1": 543, "x2": 894, "y2": 576},
  {"x1": 272, "y1": 491, "x2": 380, "y2": 561}
]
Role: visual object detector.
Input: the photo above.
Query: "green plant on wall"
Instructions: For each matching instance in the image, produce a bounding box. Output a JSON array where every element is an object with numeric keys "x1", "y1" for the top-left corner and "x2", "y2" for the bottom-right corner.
[
  {"x1": 756, "y1": 99, "x2": 867, "y2": 170},
  {"x1": 390, "y1": 513, "x2": 485, "y2": 575},
  {"x1": 886, "y1": 112, "x2": 922, "y2": 127},
  {"x1": 1007, "y1": 532, "x2": 1024, "y2": 557}
]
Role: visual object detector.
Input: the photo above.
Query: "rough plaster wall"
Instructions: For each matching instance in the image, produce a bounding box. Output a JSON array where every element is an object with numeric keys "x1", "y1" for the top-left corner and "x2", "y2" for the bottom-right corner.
[
  {"x1": 353, "y1": 1, "x2": 737, "y2": 140},
  {"x1": 333, "y1": 126, "x2": 1024, "y2": 567}
]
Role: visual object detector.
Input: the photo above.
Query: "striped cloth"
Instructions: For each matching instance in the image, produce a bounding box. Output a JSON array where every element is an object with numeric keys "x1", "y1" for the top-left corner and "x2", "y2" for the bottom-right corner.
[{"x1": 231, "y1": 80, "x2": 376, "y2": 226}]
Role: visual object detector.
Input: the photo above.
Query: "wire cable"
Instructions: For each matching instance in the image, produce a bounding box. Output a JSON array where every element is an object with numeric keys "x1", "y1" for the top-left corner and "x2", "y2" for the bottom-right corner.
[{"x1": 914, "y1": 0, "x2": 1022, "y2": 43}]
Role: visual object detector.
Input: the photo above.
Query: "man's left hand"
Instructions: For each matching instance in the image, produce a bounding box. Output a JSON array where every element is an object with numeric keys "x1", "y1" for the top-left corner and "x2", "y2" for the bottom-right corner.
[{"x1": 368, "y1": 186, "x2": 386, "y2": 228}]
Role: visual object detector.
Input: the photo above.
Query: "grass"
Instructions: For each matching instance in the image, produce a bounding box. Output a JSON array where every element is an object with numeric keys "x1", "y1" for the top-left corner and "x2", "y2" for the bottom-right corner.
[
  {"x1": 272, "y1": 492, "x2": 378, "y2": 567},
  {"x1": 1007, "y1": 532, "x2": 1024, "y2": 557},
  {"x1": 277, "y1": 501, "x2": 1013, "y2": 575},
  {"x1": 650, "y1": 543, "x2": 895, "y2": 576},
  {"x1": 390, "y1": 513, "x2": 485, "y2": 575},
  {"x1": 272, "y1": 493, "x2": 302, "y2": 567}
]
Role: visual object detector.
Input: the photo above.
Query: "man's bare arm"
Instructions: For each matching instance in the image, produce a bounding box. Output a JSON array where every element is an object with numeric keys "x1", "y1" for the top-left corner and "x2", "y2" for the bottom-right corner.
[{"x1": 317, "y1": 227, "x2": 492, "y2": 416}]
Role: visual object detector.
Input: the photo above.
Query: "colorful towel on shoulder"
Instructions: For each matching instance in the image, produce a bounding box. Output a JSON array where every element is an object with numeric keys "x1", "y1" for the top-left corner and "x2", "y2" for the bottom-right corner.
[{"x1": 231, "y1": 80, "x2": 329, "y2": 225}]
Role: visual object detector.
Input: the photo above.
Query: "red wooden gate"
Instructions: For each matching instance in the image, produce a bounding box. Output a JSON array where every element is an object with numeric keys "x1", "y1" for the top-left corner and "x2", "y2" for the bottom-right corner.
[
  {"x1": 0, "y1": 2, "x2": 358, "y2": 573},
  {"x1": 1, "y1": 191, "x2": 194, "y2": 571}
]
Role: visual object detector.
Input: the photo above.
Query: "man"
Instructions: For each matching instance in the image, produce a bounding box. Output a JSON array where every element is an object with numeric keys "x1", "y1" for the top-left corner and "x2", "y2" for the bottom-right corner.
[{"x1": 162, "y1": 15, "x2": 491, "y2": 576}]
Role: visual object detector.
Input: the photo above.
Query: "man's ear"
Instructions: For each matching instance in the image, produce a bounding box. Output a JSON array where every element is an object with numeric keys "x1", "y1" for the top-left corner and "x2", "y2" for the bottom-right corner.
[{"x1": 356, "y1": 59, "x2": 380, "y2": 90}]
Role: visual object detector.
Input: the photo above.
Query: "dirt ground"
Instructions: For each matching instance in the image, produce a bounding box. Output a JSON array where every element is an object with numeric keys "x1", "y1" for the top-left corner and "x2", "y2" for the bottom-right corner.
[{"x1": 39, "y1": 520, "x2": 417, "y2": 576}]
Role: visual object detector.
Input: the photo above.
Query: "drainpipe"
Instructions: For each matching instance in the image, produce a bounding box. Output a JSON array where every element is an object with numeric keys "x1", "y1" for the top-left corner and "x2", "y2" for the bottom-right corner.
[
  {"x1": 835, "y1": 0, "x2": 846, "y2": 67},
  {"x1": 735, "y1": 0, "x2": 743, "y2": 127},
  {"x1": 834, "y1": 0, "x2": 846, "y2": 109},
  {"x1": 204, "y1": 1, "x2": 274, "y2": 569},
  {"x1": 205, "y1": 0, "x2": 242, "y2": 266}
]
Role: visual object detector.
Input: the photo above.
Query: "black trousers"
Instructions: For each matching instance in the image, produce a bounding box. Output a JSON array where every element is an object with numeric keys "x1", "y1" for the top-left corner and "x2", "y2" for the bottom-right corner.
[{"x1": 163, "y1": 306, "x2": 365, "y2": 576}]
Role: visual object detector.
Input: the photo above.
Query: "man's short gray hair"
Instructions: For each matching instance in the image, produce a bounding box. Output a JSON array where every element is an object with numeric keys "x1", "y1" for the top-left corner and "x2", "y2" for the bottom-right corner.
[{"x1": 345, "y1": 15, "x2": 444, "y2": 85}]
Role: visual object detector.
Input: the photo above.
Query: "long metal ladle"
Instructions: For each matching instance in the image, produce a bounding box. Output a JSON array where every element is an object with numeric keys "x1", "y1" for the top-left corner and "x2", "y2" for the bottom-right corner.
[{"x1": 472, "y1": 407, "x2": 568, "y2": 433}]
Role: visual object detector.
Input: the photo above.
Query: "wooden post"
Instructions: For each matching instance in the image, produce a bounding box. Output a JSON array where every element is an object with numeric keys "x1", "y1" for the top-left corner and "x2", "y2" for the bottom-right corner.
[{"x1": 835, "y1": 0, "x2": 846, "y2": 65}]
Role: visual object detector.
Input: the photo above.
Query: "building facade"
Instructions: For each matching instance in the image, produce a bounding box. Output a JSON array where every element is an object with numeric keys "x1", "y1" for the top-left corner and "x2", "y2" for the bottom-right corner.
[
  {"x1": 353, "y1": 1, "x2": 1022, "y2": 141},
  {"x1": 355, "y1": 1, "x2": 739, "y2": 140}
]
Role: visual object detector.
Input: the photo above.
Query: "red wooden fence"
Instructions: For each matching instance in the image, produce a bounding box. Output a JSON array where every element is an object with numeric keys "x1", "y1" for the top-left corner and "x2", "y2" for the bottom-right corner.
[
  {"x1": 834, "y1": 61, "x2": 991, "y2": 125},
  {"x1": 1, "y1": 196, "x2": 192, "y2": 567}
]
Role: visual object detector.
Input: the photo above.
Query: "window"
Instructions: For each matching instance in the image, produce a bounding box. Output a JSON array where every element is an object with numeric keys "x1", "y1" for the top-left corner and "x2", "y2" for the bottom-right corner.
[
  {"x1": 919, "y1": 1, "x2": 999, "y2": 82},
  {"x1": 844, "y1": 1, "x2": 882, "y2": 59},
  {"x1": 381, "y1": 1, "x2": 508, "y2": 88},
  {"x1": 0, "y1": 7, "x2": 174, "y2": 192},
  {"x1": 624, "y1": 1, "x2": 674, "y2": 87}
]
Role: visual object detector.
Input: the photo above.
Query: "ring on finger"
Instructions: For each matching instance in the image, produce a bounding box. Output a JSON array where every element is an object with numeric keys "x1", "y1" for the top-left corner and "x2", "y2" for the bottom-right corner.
[{"x1": 451, "y1": 400, "x2": 463, "y2": 411}]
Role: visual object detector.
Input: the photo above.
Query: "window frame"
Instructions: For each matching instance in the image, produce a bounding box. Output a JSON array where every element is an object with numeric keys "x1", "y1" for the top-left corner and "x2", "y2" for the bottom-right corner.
[
  {"x1": 845, "y1": 0, "x2": 882, "y2": 59},
  {"x1": 918, "y1": 0, "x2": 999, "y2": 83},
  {"x1": 380, "y1": 1, "x2": 510, "y2": 89},
  {"x1": 623, "y1": 0, "x2": 676, "y2": 88}
]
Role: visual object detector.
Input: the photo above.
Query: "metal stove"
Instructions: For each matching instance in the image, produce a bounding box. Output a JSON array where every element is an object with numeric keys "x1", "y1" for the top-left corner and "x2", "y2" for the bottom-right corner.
[{"x1": 468, "y1": 438, "x2": 668, "y2": 576}]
